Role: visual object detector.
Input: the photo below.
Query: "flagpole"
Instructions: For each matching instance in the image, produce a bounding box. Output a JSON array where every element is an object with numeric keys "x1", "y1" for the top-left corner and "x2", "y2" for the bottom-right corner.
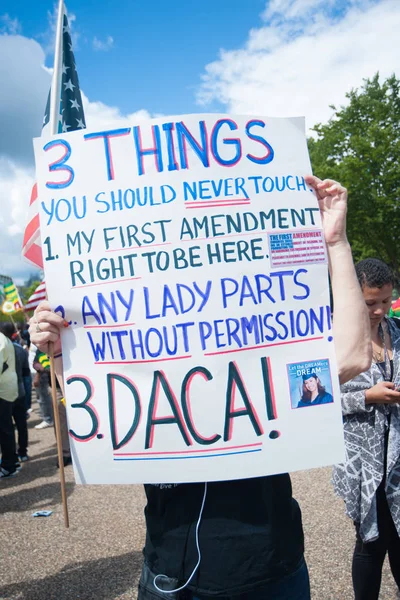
[
  {"x1": 49, "y1": 347, "x2": 69, "y2": 528},
  {"x1": 49, "y1": 0, "x2": 65, "y2": 136},
  {"x1": 48, "y1": 0, "x2": 70, "y2": 530}
]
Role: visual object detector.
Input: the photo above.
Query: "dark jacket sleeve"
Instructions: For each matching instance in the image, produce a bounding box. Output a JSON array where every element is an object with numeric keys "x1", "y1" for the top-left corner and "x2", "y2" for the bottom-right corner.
[{"x1": 21, "y1": 349, "x2": 30, "y2": 377}]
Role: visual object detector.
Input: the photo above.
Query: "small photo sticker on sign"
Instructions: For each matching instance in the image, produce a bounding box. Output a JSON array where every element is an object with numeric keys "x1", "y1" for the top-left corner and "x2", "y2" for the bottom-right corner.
[{"x1": 287, "y1": 359, "x2": 334, "y2": 410}]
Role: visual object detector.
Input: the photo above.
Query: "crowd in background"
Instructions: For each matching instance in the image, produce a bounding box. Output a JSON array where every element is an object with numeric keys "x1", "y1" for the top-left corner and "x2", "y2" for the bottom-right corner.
[{"x1": 0, "y1": 320, "x2": 71, "y2": 479}]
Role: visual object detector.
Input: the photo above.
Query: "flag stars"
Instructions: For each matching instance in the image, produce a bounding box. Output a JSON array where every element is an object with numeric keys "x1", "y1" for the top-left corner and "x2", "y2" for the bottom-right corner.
[
  {"x1": 42, "y1": 15, "x2": 86, "y2": 134},
  {"x1": 69, "y1": 98, "x2": 80, "y2": 110},
  {"x1": 63, "y1": 79, "x2": 75, "y2": 92}
]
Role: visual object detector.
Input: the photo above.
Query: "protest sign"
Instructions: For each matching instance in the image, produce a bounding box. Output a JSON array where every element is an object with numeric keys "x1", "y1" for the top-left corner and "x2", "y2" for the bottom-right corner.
[{"x1": 33, "y1": 114, "x2": 345, "y2": 484}]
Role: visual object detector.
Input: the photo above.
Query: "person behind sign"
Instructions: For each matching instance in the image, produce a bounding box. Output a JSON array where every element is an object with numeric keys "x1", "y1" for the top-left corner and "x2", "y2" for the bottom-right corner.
[
  {"x1": 332, "y1": 258, "x2": 400, "y2": 600},
  {"x1": 33, "y1": 348, "x2": 54, "y2": 430},
  {"x1": 0, "y1": 330, "x2": 18, "y2": 479},
  {"x1": 29, "y1": 177, "x2": 371, "y2": 600},
  {"x1": 297, "y1": 373, "x2": 333, "y2": 408},
  {"x1": 0, "y1": 323, "x2": 30, "y2": 464}
]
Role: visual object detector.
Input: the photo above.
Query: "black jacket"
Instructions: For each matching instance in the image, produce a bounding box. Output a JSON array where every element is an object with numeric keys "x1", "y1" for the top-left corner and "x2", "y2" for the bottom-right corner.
[
  {"x1": 144, "y1": 475, "x2": 304, "y2": 596},
  {"x1": 13, "y1": 342, "x2": 30, "y2": 399}
]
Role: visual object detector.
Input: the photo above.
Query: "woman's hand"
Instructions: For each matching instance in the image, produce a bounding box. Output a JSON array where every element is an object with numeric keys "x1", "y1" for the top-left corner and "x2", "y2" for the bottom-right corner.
[
  {"x1": 365, "y1": 381, "x2": 400, "y2": 404},
  {"x1": 305, "y1": 176, "x2": 348, "y2": 246},
  {"x1": 29, "y1": 301, "x2": 66, "y2": 354}
]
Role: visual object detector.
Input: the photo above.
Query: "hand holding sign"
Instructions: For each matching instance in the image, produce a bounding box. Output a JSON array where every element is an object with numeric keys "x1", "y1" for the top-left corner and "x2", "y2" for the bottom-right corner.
[
  {"x1": 305, "y1": 175, "x2": 348, "y2": 246},
  {"x1": 29, "y1": 301, "x2": 66, "y2": 355}
]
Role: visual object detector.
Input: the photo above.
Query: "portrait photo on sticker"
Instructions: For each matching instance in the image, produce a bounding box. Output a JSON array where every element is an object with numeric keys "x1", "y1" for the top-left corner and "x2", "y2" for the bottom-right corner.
[{"x1": 287, "y1": 359, "x2": 334, "y2": 409}]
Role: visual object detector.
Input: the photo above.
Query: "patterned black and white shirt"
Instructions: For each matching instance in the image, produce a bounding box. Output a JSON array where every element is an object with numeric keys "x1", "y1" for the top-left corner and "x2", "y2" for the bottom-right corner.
[{"x1": 332, "y1": 318, "x2": 400, "y2": 542}]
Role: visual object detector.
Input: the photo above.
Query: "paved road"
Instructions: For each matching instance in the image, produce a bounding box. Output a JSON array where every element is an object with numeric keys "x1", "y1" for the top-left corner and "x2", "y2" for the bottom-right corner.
[{"x1": 0, "y1": 405, "x2": 398, "y2": 599}]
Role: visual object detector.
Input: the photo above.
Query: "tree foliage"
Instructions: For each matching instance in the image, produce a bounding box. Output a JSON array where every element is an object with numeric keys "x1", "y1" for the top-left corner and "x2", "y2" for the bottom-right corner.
[
  {"x1": 20, "y1": 279, "x2": 41, "y2": 305},
  {"x1": 308, "y1": 73, "x2": 400, "y2": 274}
]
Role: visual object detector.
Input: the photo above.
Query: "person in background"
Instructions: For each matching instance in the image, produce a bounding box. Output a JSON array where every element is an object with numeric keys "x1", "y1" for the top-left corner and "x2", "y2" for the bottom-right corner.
[
  {"x1": 0, "y1": 330, "x2": 18, "y2": 479},
  {"x1": 28, "y1": 340, "x2": 38, "y2": 416},
  {"x1": 23, "y1": 363, "x2": 32, "y2": 415},
  {"x1": 29, "y1": 341, "x2": 70, "y2": 464},
  {"x1": 18, "y1": 322, "x2": 31, "y2": 349},
  {"x1": 16, "y1": 322, "x2": 33, "y2": 414},
  {"x1": 29, "y1": 177, "x2": 372, "y2": 600},
  {"x1": 33, "y1": 348, "x2": 54, "y2": 429},
  {"x1": 333, "y1": 258, "x2": 400, "y2": 600},
  {"x1": 0, "y1": 323, "x2": 30, "y2": 464}
]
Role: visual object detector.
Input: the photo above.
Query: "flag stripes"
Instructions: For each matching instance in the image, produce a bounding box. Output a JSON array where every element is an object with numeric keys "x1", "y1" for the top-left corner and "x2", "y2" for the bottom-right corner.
[{"x1": 25, "y1": 281, "x2": 47, "y2": 311}]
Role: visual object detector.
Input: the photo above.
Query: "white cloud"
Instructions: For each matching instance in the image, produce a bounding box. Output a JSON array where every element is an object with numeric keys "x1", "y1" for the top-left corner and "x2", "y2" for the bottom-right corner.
[
  {"x1": 0, "y1": 34, "x2": 50, "y2": 164},
  {"x1": 92, "y1": 35, "x2": 114, "y2": 51},
  {"x1": 0, "y1": 158, "x2": 38, "y2": 282},
  {"x1": 0, "y1": 33, "x2": 50, "y2": 281},
  {"x1": 197, "y1": 0, "x2": 399, "y2": 130},
  {"x1": 82, "y1": 92, "x2": 150, "y2": 128},
  {"x1": 262, "y1": 0, "x2": 347, "y2": 22},
  {"x1": 0, "y1": 13, "x2": 22, "y2": 35}
]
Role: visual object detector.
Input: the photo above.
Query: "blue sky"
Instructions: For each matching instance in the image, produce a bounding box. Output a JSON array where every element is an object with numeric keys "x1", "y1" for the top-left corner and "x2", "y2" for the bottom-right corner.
[
  {"x1": 0, "y1": 0, "x2": 399, "y2": 282},
  {"x1": 2, "y1": 0, "x2": 266, "y2": 116}
]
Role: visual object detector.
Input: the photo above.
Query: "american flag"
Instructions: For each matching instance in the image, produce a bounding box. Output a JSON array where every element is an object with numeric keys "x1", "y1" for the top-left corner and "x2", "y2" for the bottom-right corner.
[
  {"x1": 22, "y1": 7, "x2": 86, "y2": 268},
  {"x1": 24, "y1": 280, "x2": 47, "y2": 312}
]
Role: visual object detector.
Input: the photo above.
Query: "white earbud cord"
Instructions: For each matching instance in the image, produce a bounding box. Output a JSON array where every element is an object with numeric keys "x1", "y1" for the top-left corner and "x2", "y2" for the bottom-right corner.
[{"x1": 153, "y1": 482, "x2": 208, "y2": 594}]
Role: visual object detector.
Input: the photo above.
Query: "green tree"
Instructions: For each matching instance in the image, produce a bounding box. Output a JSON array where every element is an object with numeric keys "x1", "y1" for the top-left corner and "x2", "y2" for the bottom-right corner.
[
  {"x1": 20, "y1": 278, "x2": 41, "y2": 305},
  {"x1": 308, "y1": 73, "x2": 400, "y2": 274}
]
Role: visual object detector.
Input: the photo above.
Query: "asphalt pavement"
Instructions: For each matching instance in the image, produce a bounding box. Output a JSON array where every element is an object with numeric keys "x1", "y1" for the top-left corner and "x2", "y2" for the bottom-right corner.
[{"x1": 0, "y1": 404, "x2": 398, "y2": 600}]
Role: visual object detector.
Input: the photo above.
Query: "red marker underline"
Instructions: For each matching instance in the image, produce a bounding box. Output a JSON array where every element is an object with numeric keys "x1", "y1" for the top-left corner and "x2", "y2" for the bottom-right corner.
[
  {"x1": 181, "y1": 231, "x2": 267, "y2": 242},
  {"x1": 105, "y1": 242, "x2": 172, "y2": 253},
  {"x1": 95, "y1": 355, "x2": 192, "y2": 365},
  {"x1": 185, "y1": 198, "x2": 250, "y2": 205},
  {"x1": 186, "y1": 201, "x2": 250, "y2": 209},
  {"x1": 114, "y1": 442, "x2": 263, "y2": 457},
  {"x1": 84, "y1": 322, "x2": 136, "y2": 329},
  {"x1": 72, "y1": 276, "x2": 141, "y2": 290},
  {"x1": 92, "y1": 337, "x2": 325, "y2": 364}
]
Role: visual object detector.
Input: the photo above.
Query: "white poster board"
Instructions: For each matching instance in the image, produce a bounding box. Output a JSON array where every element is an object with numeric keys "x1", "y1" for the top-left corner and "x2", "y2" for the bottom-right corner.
[{"x1": 34, "y1": 114, "x2": 345, "y2": 484}]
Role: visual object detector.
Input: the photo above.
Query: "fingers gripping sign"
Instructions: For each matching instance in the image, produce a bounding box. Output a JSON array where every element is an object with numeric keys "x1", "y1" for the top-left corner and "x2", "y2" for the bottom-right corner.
[
  {"x1": 29, "y1": 301, "x2": 68, "y2": 354},
  {"x1": 305, "y1": 175, "x2": 348, "y2": 246}
]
